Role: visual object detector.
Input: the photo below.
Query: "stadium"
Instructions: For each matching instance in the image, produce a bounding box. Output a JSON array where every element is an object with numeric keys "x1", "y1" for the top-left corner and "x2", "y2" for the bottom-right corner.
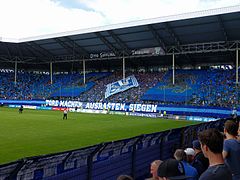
[{"x1": 0, "y1": 5, "x2": 240, "y2": 180}]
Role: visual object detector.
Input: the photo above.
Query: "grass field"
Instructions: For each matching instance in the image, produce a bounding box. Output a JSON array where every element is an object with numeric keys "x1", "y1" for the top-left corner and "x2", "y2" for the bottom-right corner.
[{"x1": 0, "y1": 107, "x2": 199, "y2": 165}]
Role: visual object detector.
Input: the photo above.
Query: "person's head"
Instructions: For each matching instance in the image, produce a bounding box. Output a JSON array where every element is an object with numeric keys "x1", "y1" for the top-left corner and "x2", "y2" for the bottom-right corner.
[
  {"x1": 198, "y1": 128, "x2": 224, "y2": 158},
  {"x1": 150, "y1": 160, "x2": 162, "y2": 179},
  {"x1": 224, "y1": 120, "x2": 239, "y2": 137},
  {"x1": 157, "y1": 159, "x2": 188, "y2": 180},
  {"x1": 117, "y1": 175, "x2": 133, "y2": 180},
  {"x1": 184, "y1": 148, "x2": 195, "y2": 163},
  {"x1": 174, "y1": 149, "x2": 187, "y2": 162},
  {"x1": 192, "y1": 140, "x2": 201, "y2": 153}
]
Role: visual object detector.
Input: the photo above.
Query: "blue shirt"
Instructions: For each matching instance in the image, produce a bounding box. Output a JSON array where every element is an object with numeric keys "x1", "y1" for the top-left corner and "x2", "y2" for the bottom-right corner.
[
  {"x1": 181, "y1": 161, "x2": 198, "y2": 180},
  {"x1": 223, "y1": 139, "x2": 240, "y2": 180}
]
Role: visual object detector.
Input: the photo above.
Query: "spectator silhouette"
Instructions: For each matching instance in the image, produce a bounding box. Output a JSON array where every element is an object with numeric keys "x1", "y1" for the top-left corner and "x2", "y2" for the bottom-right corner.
[
  {"x1": 191, "y1": 140, "x2": 209, "y2": 176},
  {"x1": 184, "y1": 148, "x2": 195, "y2": 164},
  {"x1": 145, "y1": 160, "x2": 162, "y2": 180},
  {"x1": 174, "y1": 149, "x2": 198, "y2": 180},
  {"x1": 198, "y1": 128, "x2": 232, "y2": 180},
  {"x1": 157, "y1": 159, "x2": 190, "y2": 180},
  {"x1": 117, "y1": 175, "x2": 133, "y2": 180},
  {"x1": 223, "y1": 120, "x2": 240, "y2": 180}
]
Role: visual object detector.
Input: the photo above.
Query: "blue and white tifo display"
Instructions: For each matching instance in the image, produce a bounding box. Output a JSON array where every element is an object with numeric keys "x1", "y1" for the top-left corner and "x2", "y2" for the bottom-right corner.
[{"x1": 105, "y1": 75, "x2": 139, "y2": 98}]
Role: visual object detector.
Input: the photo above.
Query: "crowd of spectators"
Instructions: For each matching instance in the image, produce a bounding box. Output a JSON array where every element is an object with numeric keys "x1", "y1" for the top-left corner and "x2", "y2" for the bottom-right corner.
[
  {"x1": 143, "y1": 69, "x2": 239, "y2": 108},
  {"x1": 0, "y1": 71, "x2": 48, "y2": 100},
  {"x1": 0, "y1": 69, "x2": 239, "y2": 108},
  {"x1": 196, "y1": 69, "x2": 239, "y2": 108},
  {"x1": 0, "y1": 71, "x2": 106, "y2": 100},
  {"x1": 118, "y1": 119, "x2": 240, "y2": 180},
  {"x1": 78, "y1": 71, "x2": 165, "y2": 103}
]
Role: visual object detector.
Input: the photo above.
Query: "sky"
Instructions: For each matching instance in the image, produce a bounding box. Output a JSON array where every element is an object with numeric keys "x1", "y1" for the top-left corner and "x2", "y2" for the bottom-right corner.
[{"x1": 0, "y1": 0, "x2": 239, "y2": 39}]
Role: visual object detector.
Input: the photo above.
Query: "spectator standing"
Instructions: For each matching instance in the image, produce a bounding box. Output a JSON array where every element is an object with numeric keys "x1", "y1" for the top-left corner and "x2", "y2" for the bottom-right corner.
[
  {"x1": 184, "y1": 148, "x2": 195, "y2": 164},
  {"x1": 157, "y1": 159, "x2": 190, "y2": 180},
  {"x1": 198, "y1": 129, "x2": 232, "y2": 180},
  {"x1": 223, "y1": 120, "x2": 240, "y2": 180},
  {"x1": 191, "y1": 140, "x2": 209, "y2": 176},
  {"x1": 174, "y1": 149, "x2": 198, "y2": 180}
]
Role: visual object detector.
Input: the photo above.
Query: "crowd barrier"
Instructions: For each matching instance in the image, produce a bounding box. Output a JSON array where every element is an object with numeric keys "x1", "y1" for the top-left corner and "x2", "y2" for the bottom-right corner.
[{"x1": 0, "y1": 118, "x2": 228, "y2": 180}]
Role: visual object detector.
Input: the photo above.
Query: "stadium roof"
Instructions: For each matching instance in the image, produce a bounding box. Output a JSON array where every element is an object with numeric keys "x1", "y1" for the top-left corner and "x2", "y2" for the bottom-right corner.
[{"x1": 0, "y1": 5, "x2": 240, "y2": 70}]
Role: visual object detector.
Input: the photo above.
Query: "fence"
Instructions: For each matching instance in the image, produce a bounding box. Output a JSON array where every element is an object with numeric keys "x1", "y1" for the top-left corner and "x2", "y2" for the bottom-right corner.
[{"x1": 0, "y1": 118, "x2": 227, "y2": 180}]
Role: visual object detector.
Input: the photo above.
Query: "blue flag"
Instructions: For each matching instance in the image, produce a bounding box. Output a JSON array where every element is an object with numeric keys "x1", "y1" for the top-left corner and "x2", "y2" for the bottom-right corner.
[{"x1": 105, "y1": 75, "x2": 139, "y2": 98}]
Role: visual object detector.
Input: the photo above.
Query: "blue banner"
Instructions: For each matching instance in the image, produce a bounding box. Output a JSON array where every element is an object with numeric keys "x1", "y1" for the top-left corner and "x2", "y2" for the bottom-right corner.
[
  {"x1": 105, "y1": 75, "x2": 139, "y2": 98},
  {"x1": 186, "y1": 116, "x2": 216, "y2": 122},
  {"x1": 1, "y1": 99, "x2": 238, "y2": 118}
]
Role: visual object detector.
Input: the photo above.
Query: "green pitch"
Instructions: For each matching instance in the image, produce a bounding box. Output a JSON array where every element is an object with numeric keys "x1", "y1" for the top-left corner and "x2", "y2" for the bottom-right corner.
[{"x1": 0, "y1": 107, "x2": 199, "y2": 165}]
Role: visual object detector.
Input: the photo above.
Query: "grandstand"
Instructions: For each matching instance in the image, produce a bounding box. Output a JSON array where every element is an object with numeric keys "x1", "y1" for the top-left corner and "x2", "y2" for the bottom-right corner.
[
  {"x1": 0, "y1": 5, "x2": 240, "y2": 180},
  {"x1": 0, "y1": 70, "x2": 238, "y2": 108}
]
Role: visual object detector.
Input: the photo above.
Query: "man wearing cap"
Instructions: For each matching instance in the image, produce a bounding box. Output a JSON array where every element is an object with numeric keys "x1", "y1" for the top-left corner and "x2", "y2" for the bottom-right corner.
[
  {"x1": 184, "y1": 148, "x2": 195, "y2": 164},
  {"x1": 191, "y1": 140, "x2": 209, "y2": 176},
  {"x1": 198, "y1": 128, "x2": 232, "y2": 180},
  {"x1": 157, "y1": 159, "x2": 189, "y2": 180},
  {"x1": 174, "y1": 149, "x2": 198, "y2": 180}
]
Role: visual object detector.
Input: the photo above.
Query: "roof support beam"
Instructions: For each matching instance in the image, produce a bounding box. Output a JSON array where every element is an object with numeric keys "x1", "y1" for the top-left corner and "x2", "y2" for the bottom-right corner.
[
  {"x1": 0, "y1": 43, "x2": 30, "y2": 63},
  {"x1": 48, "y1": 41, "x2": 240, "y2": 63},
  {"x1": 217, "y1": 15, "x2": 229, "y2": 42},
  {"x1": 95, "y1": 32, "x2": 120, "y2": 56},
  {"x1": 0, "y1": 55, "x2": 47, "y2": 64},
  {"x1": 7, "y1": 40, "x2": 239, "y2": 64},
  {"x1": 0, "y1": 55, "x2": 27, "y2": 63},
  {"x1": 167, "y1": 41, "x2": 240, "y2": 55},
  {"x1": 26, "y1": 42, "x2": 54, "y2": 58},
  {"x1": 2, "y1": 43, "x2": 12, "y2": 59},
  {"x1": 107, "y1": 30, "x2": 131, "y2": 56},
  {"x1": 63, "y1": 37, "x2": 89, "y2": 58},
  {"x1": 147, "y1": 25, "x2": 167, "y2": 51},
  {"x1": 0, "y1": 56, "x2": 14, "y2": 62},
  {"x1": 23, "y1": 49, "x2": 48, "y2": 63},
  {"x1": 21, "y1": 57, "x2": 37, "y2": 63},
  {"x1": 17, "y1": 44, "x2": 24, "y2": 60},
  {"x1": 164, "y1": 23, "x2": 181, "y2": 46},
  {"x1": 164, "y1": 23, "x2": 192, "y2": 62},
  {"x1": 22, "y1": 44, "x2": 36, "y2": 57},
  {"x1": 54, "y1": 38, "x2": 74, "y2": 55},
  {"x1": 24, "y1": 43, "x2": 49, "y2": 58}
]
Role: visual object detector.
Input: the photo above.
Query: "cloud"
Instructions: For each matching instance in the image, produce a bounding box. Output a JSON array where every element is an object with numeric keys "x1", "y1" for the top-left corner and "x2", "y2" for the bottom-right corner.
[
  {"x1": 0, "y1": 0, "x2": 239, "y2": 39},
  {"x1": 0, "y1": 0, "x2": 105, "y2": 39},
  {"x1": 81, "y1": 0, "x2": 239, "y2": 23},
  {"x1": 199, "y1": 0, "x2": 239, "y2": 9}
]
